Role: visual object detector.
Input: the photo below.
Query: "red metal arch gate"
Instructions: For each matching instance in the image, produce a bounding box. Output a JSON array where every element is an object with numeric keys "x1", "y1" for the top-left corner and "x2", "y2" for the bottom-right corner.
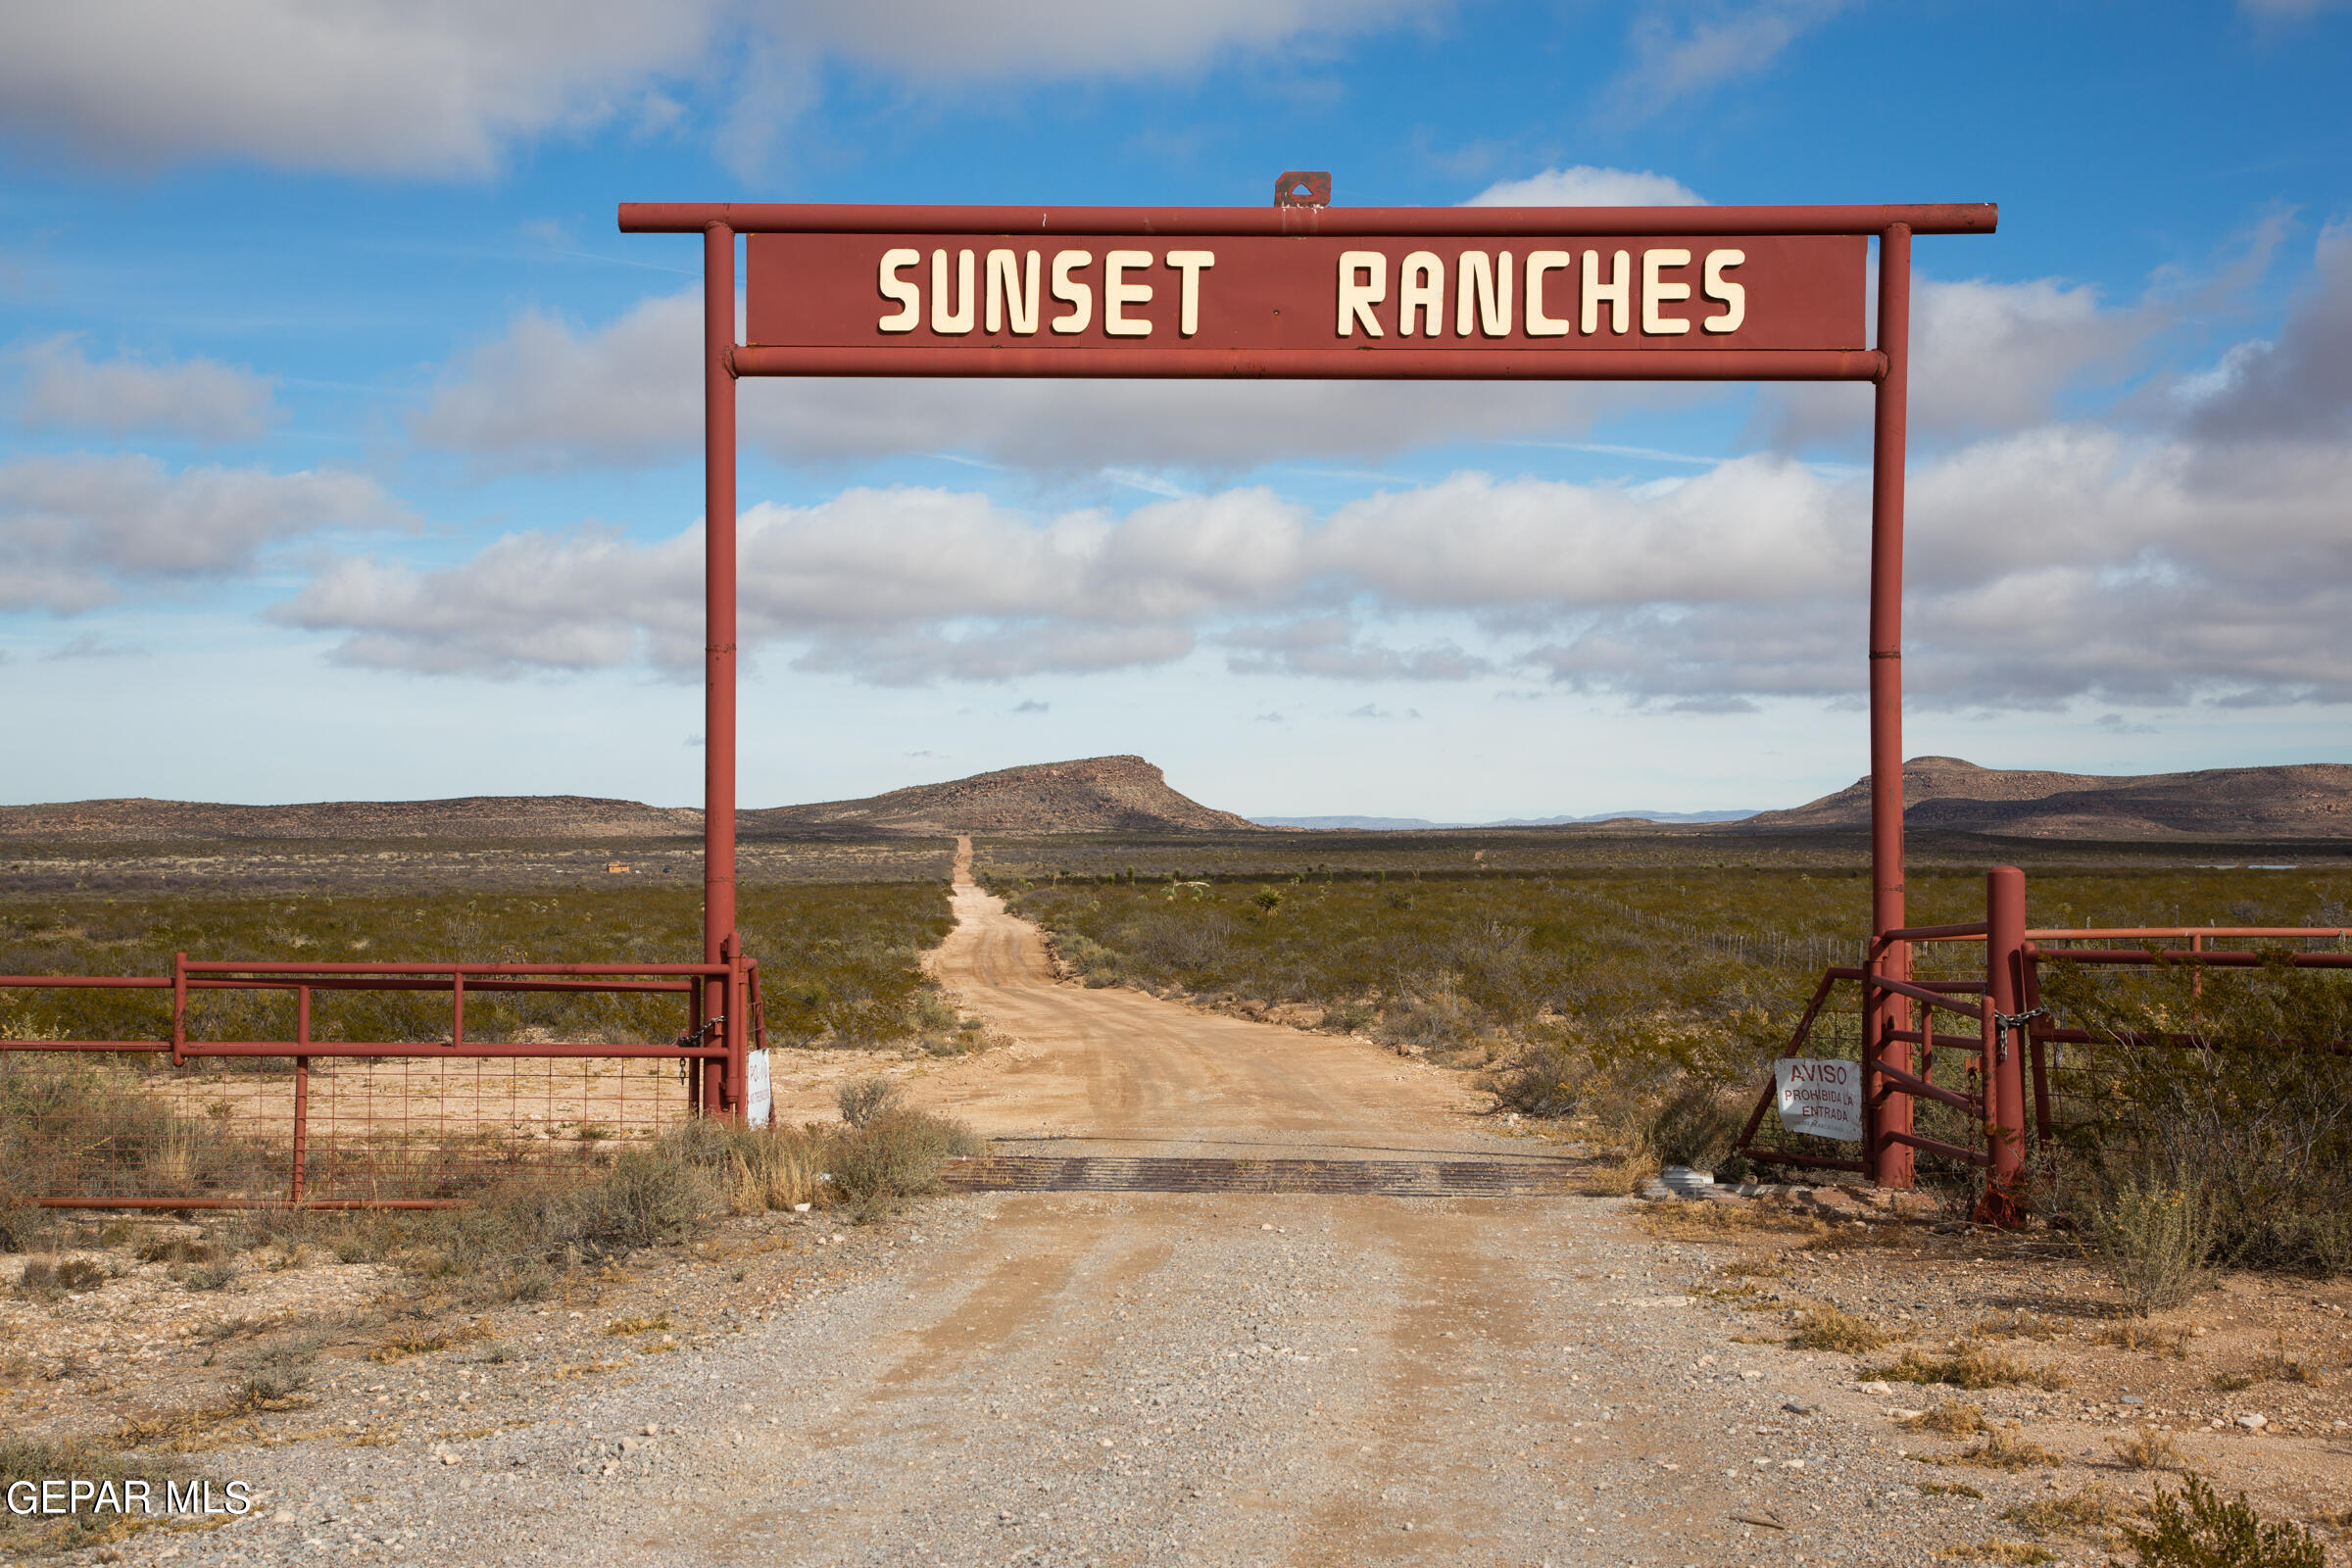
[{"x1": 618, "y1": 195, "x2": 1996, "y2": 1188}]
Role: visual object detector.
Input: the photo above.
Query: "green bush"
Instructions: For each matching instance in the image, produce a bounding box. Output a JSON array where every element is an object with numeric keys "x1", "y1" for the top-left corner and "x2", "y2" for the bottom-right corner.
[
  {"x1": 823, "y1": 1106, "x2": 985, "y2": 1220},
  {"x1": 2124, "y1": 1476, "x2": 2325, "y2": 1568},
  {"x1": 2046, "y1": 953, "x2": 2352, "y2": 1278},
  {"x1": 1646, "y1": 1083, "x2": 1741, "y2": 1170},
  {"x1": 836, "y1": 1075, "x2": 904, "y2": 1128},
  {"x1": 2086, "y1": 1176, "x2": 2215, "y2": 1315}
]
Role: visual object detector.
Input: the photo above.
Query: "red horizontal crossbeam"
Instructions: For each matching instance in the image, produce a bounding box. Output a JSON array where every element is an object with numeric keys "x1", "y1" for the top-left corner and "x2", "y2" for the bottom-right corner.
[
  {"x1": 726, "y1": 346, "x2": 1886, "y2": 382},
  {"x1": 2030, "y1": 948, "x2": 2352, "y2": 968},
  {"x1": 0, "y1": 1039, "x2": 725, "y2": 1058},
  {"x1": 620, "y1": 202, "x2": 1997, "y2": 237}
]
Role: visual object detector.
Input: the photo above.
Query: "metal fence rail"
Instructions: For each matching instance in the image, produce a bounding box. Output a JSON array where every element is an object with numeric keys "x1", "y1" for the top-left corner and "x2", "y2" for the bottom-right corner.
[
  {"x1": 0, "y1": 954, "x2": 761, "y2": 1207},
  {"x1": 1735, "y1": 867, "x2": 2351, "y2": 1222}
]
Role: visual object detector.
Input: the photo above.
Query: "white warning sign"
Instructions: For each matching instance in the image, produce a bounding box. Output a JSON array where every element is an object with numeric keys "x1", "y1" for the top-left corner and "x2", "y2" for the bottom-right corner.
[{"x1": 1774, "y1": 1056, "x2": 1865, "y2": 1143}]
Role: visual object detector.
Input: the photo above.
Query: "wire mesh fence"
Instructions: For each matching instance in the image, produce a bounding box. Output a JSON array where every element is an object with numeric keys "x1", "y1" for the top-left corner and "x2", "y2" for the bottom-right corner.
[
  {"x1": 0, "y1": 956, "x2": 754, "y2": 1207},
  {"x1": 0, "y1": 1050, "x2": 701, "y2": 1206}
]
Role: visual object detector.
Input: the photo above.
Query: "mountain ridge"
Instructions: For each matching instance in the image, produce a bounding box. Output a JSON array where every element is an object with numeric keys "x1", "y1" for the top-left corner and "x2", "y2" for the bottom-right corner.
[{"x1": 1740, "y1": 756, "x2": 2352, "y2": 839}]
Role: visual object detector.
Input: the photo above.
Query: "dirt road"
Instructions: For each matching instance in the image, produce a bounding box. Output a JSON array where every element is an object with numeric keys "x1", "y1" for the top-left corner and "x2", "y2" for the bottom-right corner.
[{"x1": 146, "y1": 849, "x2": 2217, "y2": 1568}]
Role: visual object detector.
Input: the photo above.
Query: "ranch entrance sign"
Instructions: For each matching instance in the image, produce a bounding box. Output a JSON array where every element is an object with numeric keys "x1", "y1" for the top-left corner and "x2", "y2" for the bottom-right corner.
[{"x1": 618, "y1": 191, "x2": 1996, "y2": 1192}]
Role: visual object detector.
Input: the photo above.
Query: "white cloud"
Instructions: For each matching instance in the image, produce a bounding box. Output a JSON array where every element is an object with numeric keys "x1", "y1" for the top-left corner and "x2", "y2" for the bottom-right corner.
[
  {"x1": 1610, "y1": 0, "x2": 1853, "y2": 114},
  {"x1": 11, "y1": 336, "x2": 280, "y2": 442},
  {"x1": 281, "y1": 412, "x2": 2352, "y2": 708},
  {"x1": 1763, "y1": 271, "x2": 2170, "y2": 445},
  {"x1": 411, "y1": 289, "x2": 1657, "y2": 474},
  {"x1": 0, "y1": 3, "x2": 716, "y2": 176},
  {"x1": 2180, "y1": 221, "x2": 2352, "y2": 442},
  {"x1": 1463, "y1": 166, "x2": 1704, "y2": 208},
  {"x1": 0, "y1": 1, "x2": 1441, "y2": 176},
  {"x1": 0, "y1": 454, "x2": 411, "y2": 614}
]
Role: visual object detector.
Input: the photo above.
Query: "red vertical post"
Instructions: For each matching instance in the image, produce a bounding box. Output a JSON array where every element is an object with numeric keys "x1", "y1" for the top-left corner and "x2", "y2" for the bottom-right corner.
[
  {"x1": 171, "y1": 951, "x2": 187, "y2": 1068},
  {"x1": 703, "y1": 220, "x2": 739, "y2": 1119},
  {"x1": 1981, "y1": 865, "x2": 2029, "y2": 1223},
  {"x1": 1865, "y1": 223, "x2": 1914, "y2": 1188},
  {"x1": 291, "y1": 986, "x2": 311, "y2": 1205}
]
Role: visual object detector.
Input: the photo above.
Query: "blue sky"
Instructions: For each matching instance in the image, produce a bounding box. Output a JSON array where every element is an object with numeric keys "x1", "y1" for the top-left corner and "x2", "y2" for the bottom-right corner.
[{"x1": 3, "y1": 1, "x2": 2349, "y2": 819}]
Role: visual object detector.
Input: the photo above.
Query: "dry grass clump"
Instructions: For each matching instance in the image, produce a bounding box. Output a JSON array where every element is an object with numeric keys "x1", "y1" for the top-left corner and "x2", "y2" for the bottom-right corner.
[
  {"x1": 1902, "y1": 1400, "x2": 1991, "y2": 1437},
  {"x1": 1933, "y1": 1541, "x2": 2055, "y2": 1564},
  {"x1": 2251, "y1": 1332, "x2": 2327, "y2": 1386},
  {"x1": 1953, "y1": 1424, "x2": 2065, "y2": 1471},
  {"x1": 2002, "y1": 1483, "x2": 2131, "y2": 1543},
  {"x1": 2112, "y1": 1425, "x2": 2187, "y2": 1472},
  {"x1": 1867, "y1": 1344, "x2": 2071, "y2": 1391},
  {"x1": 2097, "y1": 1319, "x2": 2192, "y2": 1357},
  {"x1": 1787, "y1": 1303, "x2": 1897, "y2": 1352},
  {"x1": 1970, "y1": 1309, "x2": 2060, "y2": 1342},
  {"x1": 1585, "y1": 1151, "x2": 1660, "y2": 1197},
  {"x1": 15, "y1": 1256, "x2": 113, "y2": 1298},
  {"x1": 241, "y1": 1335, "x2": 319, "y2": 1407}
]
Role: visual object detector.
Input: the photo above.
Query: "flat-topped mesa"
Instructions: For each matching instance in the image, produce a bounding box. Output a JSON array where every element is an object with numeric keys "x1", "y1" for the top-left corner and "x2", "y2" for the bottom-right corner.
[
  {"x1": 746, "y1": 756, "x2": 1263, "y2": 837},
  {"x1": 1741, "y1": 757, "x2": 2352, "y2": 840}
]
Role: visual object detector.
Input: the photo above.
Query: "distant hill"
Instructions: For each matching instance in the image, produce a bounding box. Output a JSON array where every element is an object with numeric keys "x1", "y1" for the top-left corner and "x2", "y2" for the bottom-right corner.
[
  {"x1": 1740, "y1": 757, "x2": 2352, "y2": 839},
  {"x1": 1254, "y1": 809, "x2": 1759, "y2": 830},
  {"x1": 0, "y1": 795, "x2": 698, "y2": 842},
  {"x1": 0, "y1": 758, "x2": 1259, "y2": 843},
  {"x1": 744, "y1": 757, "x2": 1263, "y2": 836}
]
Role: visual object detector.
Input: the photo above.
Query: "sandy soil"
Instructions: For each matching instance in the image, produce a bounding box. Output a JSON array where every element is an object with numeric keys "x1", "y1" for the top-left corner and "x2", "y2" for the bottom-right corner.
[{"x1": 20, "y1": 841, "x2": 2352, "y2": 1568}]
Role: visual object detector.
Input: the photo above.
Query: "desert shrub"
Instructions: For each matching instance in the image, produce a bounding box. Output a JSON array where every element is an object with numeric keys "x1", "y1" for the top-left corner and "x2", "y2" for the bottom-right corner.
[
  {"x1": 0, "y1": 1058, "x2": 280, "y2": 1203},
  {"x1": 2045, "y1": 954, "x2": 2352, "y2": 1278},
  {"x1": 1378, "y1": 987, "x2": 1479, "y2": 1055},
  {"x1": 1487, "y1": 1044, "x2": 1581, "y2": 1117},
  {"x1": 1787, "y1": 1303, "x2": 1896, "y2": 1353},
  {"x1": 2084, "y1": 1177, "x2": 2216, "y2": 1315},
  {"x1": 243, "y1": 1335, "x2": 319, "y2": 1404},
  {"x1": 0, "y1": 1187, "x2": 41, "y2": 1253},
  {"x1": 181, "y1": 1258, "x2": 238, "y2": 1292},
  {"x1": 1954, "y1": 1424, "x2": 2064, "y2": 1470},
  {"x1": 0, "y1": 882, "x2": 955, "y2": 1054},
  {"x1": 2112, "y1": 1426, "x2": 2186, "y2": 1471},
  {"x1": 837, "y1": 1076, "x2": 904, "y2": 1128},
  {"x1": 1903, "y1": 1401, "x2": 1989, "y2": 1436},
  {"x1": 1867, "y1": 1345, "x2": 2069, "y2": 1391},
  {"x1": 1646, "y1": 1082, "x2": 1741, "y2": 1169},
  {"x1": 2124, "y1": 1476, "x2": 2326, "y2": 1568},
  {"x1": 2002, "y1": 1483, "x2": 2130, "y2": 1543},
  {"x1": 824, "y1": 1106, "x2": 985, "y2": 1220}
]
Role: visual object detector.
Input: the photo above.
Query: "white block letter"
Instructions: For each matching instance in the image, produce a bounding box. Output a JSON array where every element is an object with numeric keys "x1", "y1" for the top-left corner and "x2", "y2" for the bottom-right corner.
[
  {"x1": 1164, "y1": 250, "x2": 1214, "y2": 336},
  {"x1": 986, "y1": 249, "x2": 1041, "y2": 335},
  {"x1": 1642, "y1": 248, "x2": 1692, "y2": 335},
  {"x1": 1525, "y1": 250, "x2": 1571, "y2": 337},
  {"x1": 1398, "y1": 251, "x2": 1445, "y2": 338},
  {"x1": 1337, "y1": 251, "x2": 1386, "y2": 337},
  {"x1": 1456, "y1": 250, "x2": 1512, "y2": 337},
  {"x1": 1051, "y1": 251, "x2": 1094, "y2": 334},
  {"x1": 1104, "y1": 249, "x2": 1153, "y2": 336},
  {"x1": 1582, "y1": 249, "x2": 1631, "y2": 335},
  {"x1": 931, "y1": 248, "x2": 975, "y2": 335},
  {"x1": 877, "y1": 248, "x2": 919, "y2": 333},
  {"x1": 1702, "y1": 248, "x2": 1746, "y2": 334}
]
